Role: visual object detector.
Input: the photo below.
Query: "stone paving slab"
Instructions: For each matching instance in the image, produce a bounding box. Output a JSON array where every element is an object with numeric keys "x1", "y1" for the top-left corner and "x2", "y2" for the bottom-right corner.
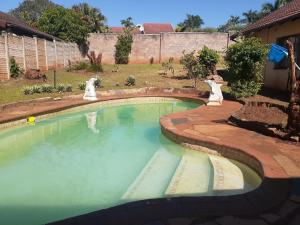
[{"x1": 160, "y1": 100, "x2": 300, "y2": 179}]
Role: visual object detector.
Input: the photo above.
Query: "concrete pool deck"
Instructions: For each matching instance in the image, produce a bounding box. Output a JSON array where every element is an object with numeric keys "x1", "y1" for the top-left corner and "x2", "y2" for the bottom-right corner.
[{"x1": 0, "y1": 88, "x2": 300, "y2": 224}]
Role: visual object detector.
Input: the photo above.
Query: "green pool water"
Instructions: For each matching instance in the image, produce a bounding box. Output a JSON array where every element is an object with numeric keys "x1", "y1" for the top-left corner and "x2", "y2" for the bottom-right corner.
[{"x1": 0, "y1": 98, "x2": 261, "y2": 225}]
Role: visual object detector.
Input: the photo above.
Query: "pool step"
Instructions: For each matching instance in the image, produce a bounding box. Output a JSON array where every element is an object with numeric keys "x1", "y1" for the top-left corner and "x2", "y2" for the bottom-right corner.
[
  {"x1": 122, "y1": 148, "x2": 180, "y2": 201},
  {"x1": 165, "y1": 151, "x2": 211, "y2": 196},
  {"x1": 209, "y1": 155, "x2": 244, "y2": 193}
]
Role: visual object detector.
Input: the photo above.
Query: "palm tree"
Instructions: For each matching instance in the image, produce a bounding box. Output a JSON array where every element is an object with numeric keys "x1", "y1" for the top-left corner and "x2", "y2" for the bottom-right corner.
[
  {"x1": 243, "y1": 10, "x2": 260, "y2": 24},
  {"x1": 261, "y1": 0, "x2": 292, "y2": 16},
  {"x1": 72, "y1": 3, "x2": 107, "y2": 33}
]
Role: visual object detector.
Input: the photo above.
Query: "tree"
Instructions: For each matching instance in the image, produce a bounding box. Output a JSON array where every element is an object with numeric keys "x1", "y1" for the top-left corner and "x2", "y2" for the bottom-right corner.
[
  {"x1": 180, "y1": 51, "x2": 208, "y2": 88},
  {"x1": 121, "y1": 17, "x2": 135, "y2": 29},
  {"x1": 114, "y1": 30, "x2": 133, "y2": 64},
  {"x1": 261, "y1": 0, "x2": 292, "y2": 16},
  {"x1": 176, "y1": 14, "x2": 204, "y2": 32},
  {"x1": 243, "y1": 10, "x2": 260, "y2": 24},
  {"x1": 72, "y1": 3, "x2": 107, "y2": 33},
  {"x1": 9, "y1": 0, "x2": 58, "y2": 28},
  {"x1": 38, "y1": 7, "x2": 90, "y2": 44},
  {"x1": 218, "y1": 16, "x2": 244, "y2": 32}
]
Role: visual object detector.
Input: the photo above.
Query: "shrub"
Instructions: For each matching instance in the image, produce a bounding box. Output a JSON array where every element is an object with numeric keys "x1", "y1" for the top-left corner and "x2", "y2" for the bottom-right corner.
[
  {"x1": 225, "y1": 38, "x2": 268, "y2": 98},
  {"x1": 180, "y1": 51, "x2": 208, "y2": 88},
  {"x1": 32, "y1": 85, "x2": 42, "y2": 93},
  {"x1": 88, "y1": 63, "x2": 103, "y2": 72},
  {"x1": 230, "y1": 80, "x2": 262, "y2": 99},
  {"x1": 94, "y1": 77, "x2": 102, "y2": 88},
  {"x1": 10, "y1": 57, "x2": 23, "y2": 78},
  {"x1": 115, "y1": 30, "x2": 133, "y2": 64},
  {"x1": 78, "y1": 82, "x2": 86, "y2": 90},
  {"x1": 87, "y1": 51, "x2": 103, "y2": 72},
  {"x1": 57, "y1": 84, "x2": 65, "y2": 92},
  {"x1": 198, "y1": 46, "x2": 219, "y2": 75},
  {"x1": 65, "y1": 84, "x2": 73, "y2": 92},
  {"x1": 73, "y1": 61, "x2": 89, "y2": 70},
  {"x1": 23, "y1": 86, "x2": 34, "y2": 95},
  {"x1": 41, "y1": 84, "x2": 54, "y2": 93},
  {"x1": 125, "y1": 75, "x2": 136, "y2": 86}
]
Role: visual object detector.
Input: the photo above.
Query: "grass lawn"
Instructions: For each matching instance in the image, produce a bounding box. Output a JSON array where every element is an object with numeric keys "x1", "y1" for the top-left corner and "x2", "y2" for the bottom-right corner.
[{"x1": 0, "y1": 64, "x2": 230, "y2": 105}]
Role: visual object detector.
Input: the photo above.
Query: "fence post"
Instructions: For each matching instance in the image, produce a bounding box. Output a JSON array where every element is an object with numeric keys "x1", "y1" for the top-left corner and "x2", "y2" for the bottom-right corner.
[
  {"x1": 33, "y1": 36, "x2": 39, "y2": 70},
  {"x1": 22, "y1": 36, "x2": 26, "y2": 71},
  {"x1": 44, "y1": 39, "x2": 48, "y2": 71},
  {"x1": 54, "y1": 39, "x2": 57, "y2": 68},
  {"x1": 3, "y1": 32, "x2": 10, "y2": 79}
]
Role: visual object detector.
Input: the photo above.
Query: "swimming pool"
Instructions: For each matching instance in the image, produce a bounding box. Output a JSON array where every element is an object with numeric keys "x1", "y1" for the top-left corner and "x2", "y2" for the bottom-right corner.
[{"x1": 0, "y1": 98, "x2": 261, "y2": 225}]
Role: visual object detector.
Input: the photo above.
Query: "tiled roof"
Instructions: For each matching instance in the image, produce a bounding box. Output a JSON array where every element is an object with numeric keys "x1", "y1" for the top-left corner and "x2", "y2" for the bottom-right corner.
[
  {"x1": 0, "y1": 11, "x2": 57, "y2": 40},
  {"x1": 143, "y1": 23, "x2": 174, "y2": 34},
  {"x1": 243, "y1": 0, "x2": 300, "y2": 34},
  {"x1": 110, "y1": 27, "x2": 140, "y2": 34}
]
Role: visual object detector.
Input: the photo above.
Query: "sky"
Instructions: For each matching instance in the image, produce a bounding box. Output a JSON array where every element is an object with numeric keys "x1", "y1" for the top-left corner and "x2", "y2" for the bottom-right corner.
[{"x1": 1, "y1": 0, "x2": 269, "y2": 28}]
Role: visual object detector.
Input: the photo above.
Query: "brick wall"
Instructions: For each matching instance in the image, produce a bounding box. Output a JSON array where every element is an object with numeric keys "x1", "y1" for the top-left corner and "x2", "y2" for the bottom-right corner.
[
  {"x1": 0, "y1": 33, "x2": 83, "y2": 80},
  {"x1": 0, "y1": 36, "x2": 8, "y2": 80},
  {"x1": 88, "y1": 32, "x2": 230, "y2": 64}
]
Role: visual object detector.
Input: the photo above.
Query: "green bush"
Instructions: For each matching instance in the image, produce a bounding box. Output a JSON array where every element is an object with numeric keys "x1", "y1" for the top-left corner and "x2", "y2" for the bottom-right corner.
[
  {"x1": 73, "y1": 61, "x2": 89, "y2": 70},
  {"x1": 41, "y1": 84, "x2": 54, "y2": 93},
  {"x1": 32, "y1": 85, "x2": 42, "y2": 93},
  {"x1": 65, "y1": 84, "x2": 73, "y2": 92},
  {"x1": 57, "y1": 84, "x2": 66, "y2": 92},
  {"x1": 115, "y1": 30, "x2": 133, "y2": 64},
  {"x1": 180, "y1": 51, "x2": 208, "y2": 88},
  {"x1": 23, "y1": 86, "x2": 34, "y2": 95},
  {"x1": 198, "y1": 46, "x2": 219, "y2": 75},
  {"x1": 125, "y1": 75, "x2": 136, "y2": 86},
  {"x1": 78, "y1": 82, "x2": 86, "y2": 90},
  {"x1": 10, "y1": 57, "x2": 23, "y2": 78},
  {"x1": 230, "y1": 80, "x2": 262, "y2": 99},
  {"x1": 94, "y1": 77, "x2": 102, "y2": 88},
  {"x1": 88, "y1": 64, "x2": 103, "y2": 72},
  {"x1": 225, "y1": 38, "x2": 268, "y2": 98}
]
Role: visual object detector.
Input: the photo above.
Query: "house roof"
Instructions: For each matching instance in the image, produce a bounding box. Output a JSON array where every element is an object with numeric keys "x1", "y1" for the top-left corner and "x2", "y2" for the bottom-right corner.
[
  {"x1": 110, "y1": 26, "x2": 141, "y2": 34},
  {"x1": 143, "y1": 23, "x2": 174, "y2": 34},
  {"x1": 110, "y1": 23, "x2": 174, "y2": 34},
  {"x1": 0, "y1": 11, "x2": 58, "y2": 41},
  {"x1": 243, "y1": 0, "x2": 300, "y2": 34}
]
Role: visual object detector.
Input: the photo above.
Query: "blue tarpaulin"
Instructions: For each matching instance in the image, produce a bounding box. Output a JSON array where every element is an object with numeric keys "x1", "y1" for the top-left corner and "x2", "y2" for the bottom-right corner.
[{"x1": 268, "y1": 44, "x2": 288, "y2": 63}]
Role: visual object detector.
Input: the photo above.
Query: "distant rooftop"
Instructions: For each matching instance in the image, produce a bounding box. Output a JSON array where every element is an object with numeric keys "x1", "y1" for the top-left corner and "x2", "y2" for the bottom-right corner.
[{"x1": 110, "y1": 23, "x2": 174, "y2": 34}]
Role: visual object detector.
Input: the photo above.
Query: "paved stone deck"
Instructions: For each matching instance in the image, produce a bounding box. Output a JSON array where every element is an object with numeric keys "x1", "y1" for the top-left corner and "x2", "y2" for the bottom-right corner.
[{"x1": 160, "y1": 100, "x2": 300, "y2": 179}]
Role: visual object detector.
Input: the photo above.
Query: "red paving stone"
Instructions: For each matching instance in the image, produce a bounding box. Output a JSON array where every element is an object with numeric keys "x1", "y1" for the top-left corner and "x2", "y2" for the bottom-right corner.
[{"x1": 160, "y1": 100, "x2": 300, "y2": 179}]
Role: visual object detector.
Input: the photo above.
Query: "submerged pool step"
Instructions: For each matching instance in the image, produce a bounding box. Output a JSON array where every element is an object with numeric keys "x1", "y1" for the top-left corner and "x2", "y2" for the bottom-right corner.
[
  {"x1": 122, "y1": 148, "x2": 180, "y2": 201},
  {"x1": 209, "y1": 155, "x2": 244, "y2": 193},
  {"x1": 165, "y1": 151, "x2": 211, "y2": 196}
]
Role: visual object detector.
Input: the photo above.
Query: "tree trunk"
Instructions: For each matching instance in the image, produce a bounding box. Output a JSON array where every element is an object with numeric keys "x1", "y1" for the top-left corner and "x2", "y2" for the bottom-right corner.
[{"x1": 286, "y1": 40, "x2": 300, "y2": 140}]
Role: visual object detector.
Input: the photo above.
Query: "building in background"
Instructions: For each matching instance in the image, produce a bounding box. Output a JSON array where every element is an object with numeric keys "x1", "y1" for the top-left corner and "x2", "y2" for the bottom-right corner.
[
  {"x1": 0, "y1": 11, "x2": 57, "y2": 40},
  {"x1": 110, "y1": 23, "x2": 174, "y2": 34},
  {"x1": 242, "y1": 0, "x2": 300, "y2": 91}
]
